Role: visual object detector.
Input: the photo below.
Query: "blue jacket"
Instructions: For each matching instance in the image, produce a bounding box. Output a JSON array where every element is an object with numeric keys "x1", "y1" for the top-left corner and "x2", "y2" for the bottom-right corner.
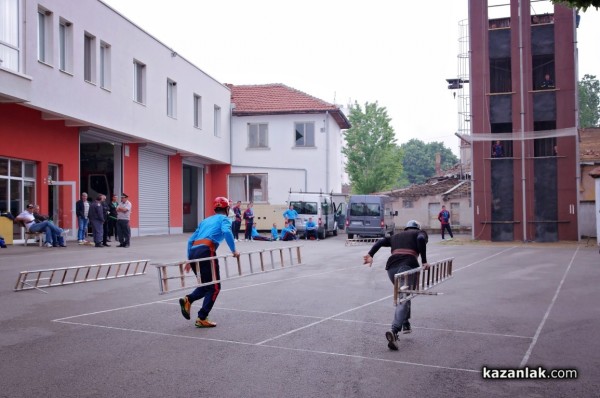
[
  {"x1": 280, "y1": 225, "x2": 296, "y2": 239},
  {"x1": 187, "y1": 214, "x2": 236, "y2": 258},
  {"x1": 305, "y1": 220, "x2": 317, "y2": 230},
  {"x1": 283, "y1": 209, "x2": 298, "y2": 220},
  {"x1": 271, "y1": 227, "x2": 279, "y2": 240}
]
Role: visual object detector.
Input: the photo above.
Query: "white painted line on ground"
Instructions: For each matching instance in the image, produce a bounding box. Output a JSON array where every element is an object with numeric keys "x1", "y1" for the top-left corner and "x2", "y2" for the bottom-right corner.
[
  {"x1": 452, "y1": 246, "x2": 517, "y2": 273},
  {"x1": 160, "y1": 302, "x2": 533, "y2": 339},
  {"x1": 255, "y1": 296, "x2": 392, "y2": 345},
  {"x1": 519, "y1": 246, "x2": 580, "y2": 367},
  {"x1": 53, "y1": 319, "x2": 479, "y2": 374}
]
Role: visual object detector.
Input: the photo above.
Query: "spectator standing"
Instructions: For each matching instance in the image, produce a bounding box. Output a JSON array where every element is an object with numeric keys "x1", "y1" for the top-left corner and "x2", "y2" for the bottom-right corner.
[
  {"x1": 88, "y1": 195, "x2": 105, "y2": 248},
  {"x1": 107, "y1": 194, "x2": 119, "y2": 242},
  {"x1": 283, "y1": 204, "x2": 299, "y2": 228},
  {"x1": 437, "y1": 205, "x2": 454, "y2": 240},
  {"x1": 116, "y1": 193, "x2": 132, "y2": 248},
  {"x1": 76, "y1": 192, "x2": 90, "y2": 244},
  {"x1": 232, "y1": 201, "x2": 242, "y2": 242},
  {"x1": 100, "y1": 194, "x2": 110, "y2": 247},
  {"x1": 243, "y1": 202, "x2": 254, "y2": 241}
]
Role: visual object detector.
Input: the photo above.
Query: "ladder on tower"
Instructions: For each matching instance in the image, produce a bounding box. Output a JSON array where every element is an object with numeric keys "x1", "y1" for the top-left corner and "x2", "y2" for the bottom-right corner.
[{"x1": 14, "y1": 259, "x2": 149, "y2": 292}]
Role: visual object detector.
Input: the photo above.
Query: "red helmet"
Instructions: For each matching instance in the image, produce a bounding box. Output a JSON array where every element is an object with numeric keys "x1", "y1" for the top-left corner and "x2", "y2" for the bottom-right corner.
[{"x1": 214, "y1": 197, "x2": 230, "y2": 209}]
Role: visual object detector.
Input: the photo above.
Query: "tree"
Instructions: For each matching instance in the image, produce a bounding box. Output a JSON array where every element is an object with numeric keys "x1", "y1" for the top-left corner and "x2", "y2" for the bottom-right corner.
[
  {"x1": 579, "y1": 74, "x2": 600, "y2": 128},
  {"x1": 399, "y1": 139, "x2": 459, "y2": 185},
  {"x1": 551, "y1": 0, "x2": 600, "y2": 10},
  {"x1": 343, "y1": 102, "x2": 403, "y2": 194}
]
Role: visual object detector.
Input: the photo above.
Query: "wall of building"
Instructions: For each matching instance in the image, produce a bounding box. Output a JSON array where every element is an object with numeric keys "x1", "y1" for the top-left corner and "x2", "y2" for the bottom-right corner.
[
  {"x1": 231, "y1": 113, "x2": 344, "y2": 204},
  {"x1": 6, "y1": 0, "x2": 232, "y2": 164},
  {"x1": 0, "y1": 104, "x2": 79, "y2": 229}
]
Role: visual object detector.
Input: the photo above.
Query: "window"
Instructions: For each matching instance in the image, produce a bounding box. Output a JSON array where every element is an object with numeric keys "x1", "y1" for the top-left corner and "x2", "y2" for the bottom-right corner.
[
  {"x1": 294, "y1": 122, "x2": 315, "y2": 147},
  {"x1": 228, "y1": 174, "x2": 268, "y2": 203},
  {"x1": 58, "y1": 19, "x2": 73, "y2": 72},
  {"x1": 193, "y1": 94, "x2": 202, "y2": 128},
  {"x1": 248, "y1": 123, "x2": 268, "y2": 148},
  {"x1": 100, "y1": 42, "x2": 110, "y2": 89},
  {"x1": 84, "y1": 33, "x2": 96, "y2": 83},
  {"x1": 214, "y1": 105, "x2": 221, "y2": 137},
  {"x1": 167, "y1": 79, "x2": 177, "y2": 118},
  {"x1": 37, "y1": 8, "x2": 52, "y2": 64},
  {"x1": 0, "y1": 0, "x2": 20, "y2": 71},
  {"x1": 402, "y1": 200, "x2": 413, "y2": 208},
  {"x1": 133, "y1": 60, "x2": 146, "y2": 104}
]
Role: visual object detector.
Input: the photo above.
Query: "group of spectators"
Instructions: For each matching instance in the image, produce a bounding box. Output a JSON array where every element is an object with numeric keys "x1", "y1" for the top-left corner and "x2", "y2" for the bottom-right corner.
[
  {"x1": 227, "y1": 202, "x2": 319, "y2": 242},
  {"x1": 76, "y1": 192, "x2": 132, "y2": 248}
]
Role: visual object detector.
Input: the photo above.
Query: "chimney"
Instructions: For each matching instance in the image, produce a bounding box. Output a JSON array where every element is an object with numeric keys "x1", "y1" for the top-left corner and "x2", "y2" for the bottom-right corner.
[{"x1": 435, "y1": 152, "x2": 441, "y2": 174}]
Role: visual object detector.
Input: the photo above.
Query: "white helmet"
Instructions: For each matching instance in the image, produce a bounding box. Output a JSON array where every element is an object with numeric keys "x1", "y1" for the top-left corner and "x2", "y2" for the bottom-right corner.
[{"x1": 405, "y1": 220, "x2": 421, "y2": 230}]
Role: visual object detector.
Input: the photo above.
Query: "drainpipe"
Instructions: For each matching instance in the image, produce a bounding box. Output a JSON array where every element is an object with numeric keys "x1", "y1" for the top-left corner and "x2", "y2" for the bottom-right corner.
[
  {"x1": 573, "y1": 9, "x2": 581, "y2": 242},
  {"x1": 518, "y1": 0, "x2": 528, "y2": 242},
  {"x1": 325, "y1": 111, "x2": 330, "y2": 192}
]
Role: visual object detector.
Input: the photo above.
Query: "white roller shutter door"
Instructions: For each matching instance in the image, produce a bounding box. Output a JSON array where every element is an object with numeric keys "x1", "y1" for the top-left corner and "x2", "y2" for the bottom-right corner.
[{"x1": 138, "y1": 149, "x2": 169, "y2": 235}]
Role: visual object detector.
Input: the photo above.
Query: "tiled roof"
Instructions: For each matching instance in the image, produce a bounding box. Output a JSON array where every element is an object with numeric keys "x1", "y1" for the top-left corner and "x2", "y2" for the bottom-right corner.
[
  {"x1": 227, "y1": 83, "x2": 351, "y2": 129},
  {"x1": 579, "y1": 127, "x2": 600, "y2": 161}
]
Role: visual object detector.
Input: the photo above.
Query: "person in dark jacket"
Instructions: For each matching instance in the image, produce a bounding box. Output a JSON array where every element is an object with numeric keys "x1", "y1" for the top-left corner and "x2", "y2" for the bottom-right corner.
[
  {"x1": 107, "y1": 194, "x2": 119, "y2": 242},
  {"x1": 363, "y1": 220, "x2": 429, "y2": 351},
  {"x1": 88, "y1": 195, "x2": 105, "y2": 248},
  {"x1": 75, "y1": 192, "x2": 90, "y2": 244},
  {"x1": 100, "y1": 194, "x2": 111, "y2": 246}
]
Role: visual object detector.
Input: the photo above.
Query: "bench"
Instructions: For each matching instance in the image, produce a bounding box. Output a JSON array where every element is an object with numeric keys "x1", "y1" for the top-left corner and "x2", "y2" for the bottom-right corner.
[{"x1": 18, "y1": 221, "x2": 44, "y2": 247}]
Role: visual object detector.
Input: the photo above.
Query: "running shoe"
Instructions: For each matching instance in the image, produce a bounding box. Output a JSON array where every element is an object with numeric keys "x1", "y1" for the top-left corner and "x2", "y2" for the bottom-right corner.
[
  {"x1": 195, "y1": 318, "x2": 217, "y2": 328},
  {"x1": 179, "y1": 296, "x2": 191, "y2": 320},
  {"x1": 385, "y1": 330, "x2": 398, "y2": 350}
]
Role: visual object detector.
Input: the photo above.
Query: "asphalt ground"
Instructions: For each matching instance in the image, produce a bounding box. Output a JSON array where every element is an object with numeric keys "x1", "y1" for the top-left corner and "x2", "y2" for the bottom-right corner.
[{"x1": 0, "y1": 233, "x2": 599, "y2": 398}]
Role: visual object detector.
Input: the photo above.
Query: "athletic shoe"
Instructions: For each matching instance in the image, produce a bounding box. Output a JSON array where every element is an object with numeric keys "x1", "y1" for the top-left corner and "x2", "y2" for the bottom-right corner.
[
  {"x1": 179, "y1": 296, "x2": 191, "y2": 320},
  {"x1": 402, "y1": 322, "x2": 412, "y2": 334},
  {"x1": 385, "y1": 330, "x2": 399, "y2": 350},
  {"x1": 78, "y1": 240, "x2": 84, "y2": 244},
  {"x1": 195, "y1": 317, "x2": 217, "y2": 328},
  {"x1": 446, "y1": 237, "x2": 453, "y2": 241},
  {"x1": 44, "y1": 242, "x2": 53, "y2": 248}
]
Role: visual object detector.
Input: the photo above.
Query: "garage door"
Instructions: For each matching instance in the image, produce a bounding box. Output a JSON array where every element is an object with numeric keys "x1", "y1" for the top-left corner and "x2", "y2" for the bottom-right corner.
[{"x1": 138, "y1": 149, "x2": 169, "y2": 235}]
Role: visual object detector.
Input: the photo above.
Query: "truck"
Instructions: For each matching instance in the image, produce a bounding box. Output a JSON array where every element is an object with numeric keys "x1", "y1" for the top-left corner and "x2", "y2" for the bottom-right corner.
[
  {"x1": 287, "y1": 191, "x2": 347, "y2": 240},
  {"x1": 345, "y1": 195, "x2": 397, "y2": 239}
]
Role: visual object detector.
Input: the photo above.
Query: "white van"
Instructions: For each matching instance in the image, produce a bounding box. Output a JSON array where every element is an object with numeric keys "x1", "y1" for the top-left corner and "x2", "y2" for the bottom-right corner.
[
  {"x1": 345, "y1": 195, "x2": 397, "y2": 238},
  {"x1": 288, "y1": 192, "x2": 346, "y2": 239}
]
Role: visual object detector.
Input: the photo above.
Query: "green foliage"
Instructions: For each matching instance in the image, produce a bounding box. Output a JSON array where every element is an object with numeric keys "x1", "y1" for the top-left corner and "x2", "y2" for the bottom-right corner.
[
  {"x1": 399, "y1": 139, "x2": 459, "y2": 185},
  {"x1": 342, "y1": 102, "x2": 403, "y2": 194},
  {"x1": 579, "y1": 74, "x2": 600, "y2": 128},
  {"x1": 551, "y1": 0, "x2": 600, "y2": 10}
]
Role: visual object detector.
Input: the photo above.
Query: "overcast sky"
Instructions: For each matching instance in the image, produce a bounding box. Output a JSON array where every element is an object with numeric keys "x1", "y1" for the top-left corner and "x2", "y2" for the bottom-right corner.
[{"x1": 102, "y1": 0, "x2": 600, "y2": 156}]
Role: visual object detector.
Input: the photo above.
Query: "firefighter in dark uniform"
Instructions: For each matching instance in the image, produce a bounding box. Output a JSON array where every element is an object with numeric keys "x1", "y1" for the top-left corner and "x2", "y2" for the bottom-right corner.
[{"x1": 363, "y1": 220, "x2": 429, "y2": 351}]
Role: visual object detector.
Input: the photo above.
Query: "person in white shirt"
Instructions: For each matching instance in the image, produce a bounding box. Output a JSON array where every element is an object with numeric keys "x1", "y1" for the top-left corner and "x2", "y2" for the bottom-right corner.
[{"x1": 16, "y1": 204, "x2": 68, "y2": 247}]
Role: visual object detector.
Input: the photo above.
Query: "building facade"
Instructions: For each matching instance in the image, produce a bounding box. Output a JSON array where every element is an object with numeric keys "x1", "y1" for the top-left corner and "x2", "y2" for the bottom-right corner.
[
  {"x1": 228, "y1": 84, "x2": 350, "y2": 205},
  {"x1": 468, "y1": 0, "x2": 579, "y2": 242},
  {"x1": 1, "y1": 0, "x2": 233, "y2": 241}
]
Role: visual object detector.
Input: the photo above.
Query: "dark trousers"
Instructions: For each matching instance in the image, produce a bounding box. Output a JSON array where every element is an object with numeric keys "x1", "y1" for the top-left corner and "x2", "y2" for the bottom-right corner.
[
  {"x1": 233, "y1": 220, "x2": 241, "y2": 240},
  {"x1": 244, "y1": 222, "x2": 253, "y2": 240},
  {"x1": 441, "y1": 223, "x2": 453, "y2": 239},
  {"x1": 116, "y1": 219, "x2": 131, "y2": 246},
  {"x1": 187, "y1": 245, "x2": 220, "y2": 320},
  {"x1": 107, "y1": 217, "x2": 117, "y2": 238}
]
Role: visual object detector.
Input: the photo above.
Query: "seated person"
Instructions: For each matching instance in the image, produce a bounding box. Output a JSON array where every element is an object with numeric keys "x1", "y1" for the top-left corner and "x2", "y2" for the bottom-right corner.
[
  {"x1": 270, "y1": 223, "x2": 280, "y2": 241},
  {"x1": 540, "y1": 73, "x2": 555, "y2": 90},
  {"x1": 280, "y1": 221, "x2": 298, "y2": 241},
  {"x1": 492, "y1": 140, "x2": 504, "y2": 158},
  {"x1": 304, "y1": 217, "x2": 319, "y2": 240},
  {"x1": 251, "y1": 226, "x2": 271, "y2": 241},
  {"x1": 15, "y1": 204, "x2": 68, "y2": 247}
]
